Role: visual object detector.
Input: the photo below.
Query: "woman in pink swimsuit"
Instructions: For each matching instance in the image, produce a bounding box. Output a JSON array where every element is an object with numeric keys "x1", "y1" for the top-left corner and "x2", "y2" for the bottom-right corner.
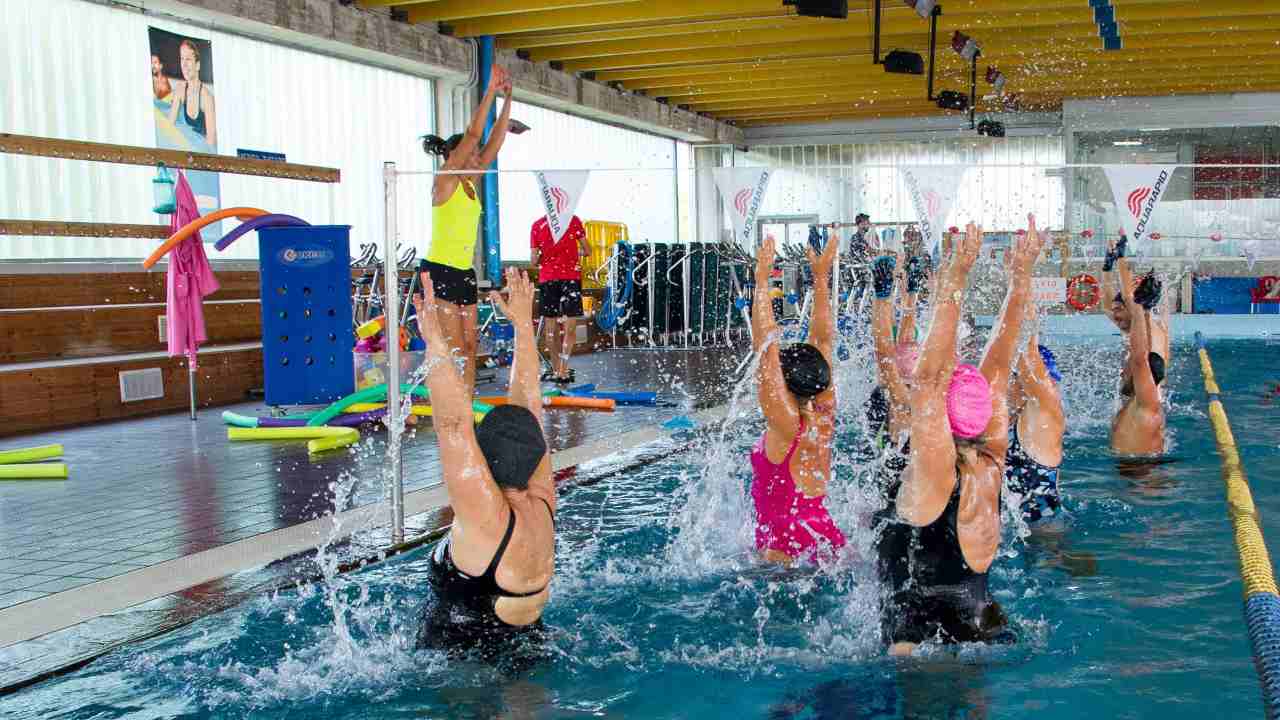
[{"x1": 750, "y1": 231, "x2": 847, "y2": 566}]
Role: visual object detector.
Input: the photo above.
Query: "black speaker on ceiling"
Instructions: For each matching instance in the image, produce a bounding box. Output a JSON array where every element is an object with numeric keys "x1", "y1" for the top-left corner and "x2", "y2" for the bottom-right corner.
[
  {"x1": 936, "y1": 90, "x2": 968, "y2": 111},
  {"x1": 883, "y1": 50, "x2": 924, "y2": 75},
  {"x1": 783, "y1": 0, "x2": 849, "y2": 19}
]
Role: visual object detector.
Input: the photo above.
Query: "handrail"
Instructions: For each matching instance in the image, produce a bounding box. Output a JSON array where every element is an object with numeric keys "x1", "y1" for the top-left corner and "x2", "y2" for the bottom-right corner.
[
  {"x1": 1195, "y1": 331, "x2": 1280, "y2": 719},
  {"x1": 0, "y1": 220, "x2": 170, "y2": 239},
  {"x1": 0, "y1": 133, "x2": 340, "y2": 183}
]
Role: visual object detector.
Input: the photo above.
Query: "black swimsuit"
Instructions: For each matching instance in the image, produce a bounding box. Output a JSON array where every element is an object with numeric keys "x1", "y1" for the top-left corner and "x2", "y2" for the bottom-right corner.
[
  {"x1": 417, "y1": 500, "x2": 555, "y2": 668},
  {"x1": 874, "y1": 443, "x2": 1011, "y2": 646}
]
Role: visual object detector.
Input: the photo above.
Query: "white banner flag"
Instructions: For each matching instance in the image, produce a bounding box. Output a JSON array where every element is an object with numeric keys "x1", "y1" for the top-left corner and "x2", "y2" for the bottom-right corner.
[
  {"x1": 713, "y1": 167, "x2": 772, "y2": 246},
  {"x1": 1102, "y1": 164, "x2": 1178, "y2": 247},
  {"x1": 534, "y1": 170, "x2": 590, "y2": 242},
  {"x1": 900, "y1": 165, "x2": 968, "y2": 255}
]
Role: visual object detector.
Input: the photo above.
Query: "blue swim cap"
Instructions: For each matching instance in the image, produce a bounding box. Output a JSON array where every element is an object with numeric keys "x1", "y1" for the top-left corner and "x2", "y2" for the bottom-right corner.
[{"x1": 1037, "y1": 344, "x2": 1062, "y2": 383}]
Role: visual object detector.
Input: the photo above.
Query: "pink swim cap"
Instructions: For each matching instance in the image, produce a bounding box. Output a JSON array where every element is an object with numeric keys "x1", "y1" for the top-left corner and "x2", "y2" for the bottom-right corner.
[
  {"x1": 895, "y1": 342, "x2": 920, "y2": 379},
  {"x1": 946, "y1": 364, "x2": 992, "y2": 439}
]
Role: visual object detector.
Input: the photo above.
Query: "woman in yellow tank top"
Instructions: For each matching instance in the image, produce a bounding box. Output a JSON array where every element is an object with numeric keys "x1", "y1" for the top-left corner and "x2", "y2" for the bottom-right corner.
[{"x1": 420, "y1": 65, "x2": 515, "y2": 395}]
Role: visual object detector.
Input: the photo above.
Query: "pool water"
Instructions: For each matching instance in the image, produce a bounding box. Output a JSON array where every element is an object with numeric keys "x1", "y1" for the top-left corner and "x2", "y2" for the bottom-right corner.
[{"x1": 9, "y1": 338, "x2": 1280, "y2": 719}]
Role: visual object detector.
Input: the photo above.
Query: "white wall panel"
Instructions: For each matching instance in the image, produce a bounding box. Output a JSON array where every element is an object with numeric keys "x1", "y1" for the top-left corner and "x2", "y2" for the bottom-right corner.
[{"x1": 0, "y1": 0, "x2": 433, "y2": 261}]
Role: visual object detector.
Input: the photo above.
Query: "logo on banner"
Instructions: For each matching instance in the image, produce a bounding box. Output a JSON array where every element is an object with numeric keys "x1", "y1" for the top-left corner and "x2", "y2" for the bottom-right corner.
[
  {"x1": 535, "y1": 170, "x2": 590, "y2": 242},
  {"x1": 713, "y1": 167, "x2": 772, "y2": 246},
  {"x1": 924, "y1": 190, "x2": 941, "y2": 218},
  {"x1": 549, "y1": 186, "x2": 568, "y2": 214},
  {"x1": 1127, "y1": 187, "x2": 1152, "y2": 218}
]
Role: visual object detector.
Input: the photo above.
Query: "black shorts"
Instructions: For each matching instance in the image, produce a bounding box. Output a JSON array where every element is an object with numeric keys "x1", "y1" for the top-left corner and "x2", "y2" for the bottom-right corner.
[
  {"x1": 419, "y1": 260, "x2": 477, "y2": 307},
  {"x1": 538, "y1": 279, "x2": 583, "y2": 318}
]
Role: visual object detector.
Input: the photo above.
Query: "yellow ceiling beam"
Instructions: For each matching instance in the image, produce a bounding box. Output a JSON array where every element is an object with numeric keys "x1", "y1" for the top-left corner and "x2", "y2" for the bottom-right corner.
[
  {"x1": 596, "y1": 40, "x2": 1280, "y2": 85},
  {"x1": 449, "y1": 0, "x2": 795, "y2": 38},
  {"x1": 662, "y1": 78, "x2": 929, "y2": 104},
  {"x1": 563, "y1": 26, "x2": 1280, "y2": 73},
  {"x1": 596, "y1": 56, "x2": 860, "y2": 83},
  {"x1": 497, "y1": 0, "x2": 1215, "y2": 48},
  {"x1": 408, "y1": 0, "x2": 636, "y2": 23},
  {"x1": 670, "y1": 80, "x2": 943, "y2": 107},
  {"x1": 712, "y1": 79, "x2": 1280, "y2": 120},
  {"x1": 637, "y1": 52, "x2": 1280, "y2": 98},
  {"x1": 528, "y1": 10, "x2": 1101, "y2": 63},
  {"x1": 560, "y1": 34, "x2": 926, "y2": 73},
  {"x1": 518, "y1": 5, "x2": 1280, "y2": 62},
  {"x1": 497, "y1": 16, "x2": 828, "y2": 50}
]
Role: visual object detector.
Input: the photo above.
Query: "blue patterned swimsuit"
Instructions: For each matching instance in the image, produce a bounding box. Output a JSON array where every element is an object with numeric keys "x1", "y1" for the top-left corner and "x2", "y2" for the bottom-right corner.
[{"x1": 1004, "y1": 421, "x2": 1061, "y2": 523}]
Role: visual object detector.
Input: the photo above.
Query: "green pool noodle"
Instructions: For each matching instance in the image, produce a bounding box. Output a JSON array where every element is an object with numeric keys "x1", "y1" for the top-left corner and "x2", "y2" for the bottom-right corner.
[
  {"x1": 305, "y1": 384, "x2": 431, "y2": 427},
  {"x1": 221, "y1": 411, "x2": 259, "y2": 428},
  {"x1": 0, "y1": 444, "x2": 63, "y2": 464},
  {"x1": 0, "y1": 463, "x2": 68, "y2": 480}
]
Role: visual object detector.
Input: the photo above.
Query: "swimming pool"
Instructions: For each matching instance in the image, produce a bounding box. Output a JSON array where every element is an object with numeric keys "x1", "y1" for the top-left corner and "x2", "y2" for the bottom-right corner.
[{"x1": 7, "y1": 337, "x2": 1279, "y2": 719}]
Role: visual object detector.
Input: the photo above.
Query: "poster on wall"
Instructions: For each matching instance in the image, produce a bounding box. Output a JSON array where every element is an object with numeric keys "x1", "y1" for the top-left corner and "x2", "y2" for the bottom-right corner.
[{"x1": 149, "y1": 27, "x2": 221, "y2": 240}]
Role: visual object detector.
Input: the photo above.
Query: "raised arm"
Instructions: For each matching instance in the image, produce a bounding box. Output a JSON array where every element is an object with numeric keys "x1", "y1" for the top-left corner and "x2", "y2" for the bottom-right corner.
[
  {"x1": 897, "y1": 224, "x2": 981, "y2": 526},
  {"x1": 1100, "y1": 234, "x2": 1128, "y2": 329},
  {"x1": 1119, "y1": 260, "x2": 1160, "y2": 409},
  {"x1": 477, "y1": 83, "x2": 514, "y2": 168},
  {"x1": 445, "y1": 67, "x2": 507, "y2": 171},
  {"x1": 977, "y1": 216, "x2": 1045, "y2": 459},
  {"x1": 871, "y1": 256, "x2": 909, "y2": 418},
  {"x1": 805, "y1": 227, "x2": 839, "y2": 362},
  {"x1": 753, "y1": 235, "x2": 800, "y2": 438},
  {"x1": 1016, "y1": 308, "x2": 1062, "y2": 419},
  {"x1": 414, "y1": 273, "x2": 505, "y2": 525},
  {"x1": 490, "y1": 268, "x2": 544, "y2": 421}
]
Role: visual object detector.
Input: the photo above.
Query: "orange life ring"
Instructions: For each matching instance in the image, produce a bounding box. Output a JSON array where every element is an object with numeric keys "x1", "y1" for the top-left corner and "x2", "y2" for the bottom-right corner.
[{"x1": 1067, "y1": 273, "x2": 1100, "y2": 311}]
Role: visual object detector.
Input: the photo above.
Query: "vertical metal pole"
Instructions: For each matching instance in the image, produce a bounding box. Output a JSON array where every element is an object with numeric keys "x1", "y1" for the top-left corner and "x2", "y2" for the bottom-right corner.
[
  {"x1": 187, "y1": 363, "x2": 197, "y2": 421},
  {"x1": 383, "y1": 161, "x2": 404, "y2": 545}
]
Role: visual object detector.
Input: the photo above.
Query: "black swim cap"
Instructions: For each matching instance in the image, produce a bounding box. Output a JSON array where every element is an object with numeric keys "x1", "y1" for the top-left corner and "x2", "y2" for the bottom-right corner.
[
  {"x1": 475, "y1": 405, "x2": 547, "y2": 490},
  {"x1": 1148, "y1": 352, "x2": 1166, "y2": 386},
  {"x1": 779, "y1": 343, "x2": 831, "y2": 399}
]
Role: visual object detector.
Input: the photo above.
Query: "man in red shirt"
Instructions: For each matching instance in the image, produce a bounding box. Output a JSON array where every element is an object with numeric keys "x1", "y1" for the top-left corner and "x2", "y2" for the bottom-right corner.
[{"x1": 530, "y1": 214, "x2": 589, "y2": 383}]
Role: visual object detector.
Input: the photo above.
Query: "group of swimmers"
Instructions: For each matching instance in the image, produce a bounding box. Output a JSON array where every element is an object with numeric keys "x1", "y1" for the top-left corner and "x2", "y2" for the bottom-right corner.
[
  {"x1": 407, "y1": 63, "x2": 1173, "y2": 663},
  {"x1": 751, "y1": 220, "x2": 1171, "y2": 652}
]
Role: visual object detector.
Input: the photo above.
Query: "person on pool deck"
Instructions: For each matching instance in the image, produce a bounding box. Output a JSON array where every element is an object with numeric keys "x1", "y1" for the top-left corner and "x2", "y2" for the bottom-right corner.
[
  {"x1": 750, "y1": 232, "x2": 847, "y2": 567},
  {"x1": 1110, "y1": 257, "x2": 1168, "y2": 456},
  {"x1": 874, "y1": 216, "x2": 1044, "y2": 654},
  {"x1": 413, "y1": 267, "x2": 556, "y2": 666},
  {"x1": 420, "y1": 64, "x2": 515, "y2": 397},
  {"x1": 530, "y1": 213, "x2": 589, "y2": 384},
  {"x1": 1005, "y1": 299, "x2": 1065, "y2": 524}
]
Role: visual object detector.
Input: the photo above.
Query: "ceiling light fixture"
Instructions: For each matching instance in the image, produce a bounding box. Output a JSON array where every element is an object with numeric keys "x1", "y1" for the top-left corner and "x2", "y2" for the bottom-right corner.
[{"x1": 1113, "y1": 140, "x2": 1144, "y2": 146}]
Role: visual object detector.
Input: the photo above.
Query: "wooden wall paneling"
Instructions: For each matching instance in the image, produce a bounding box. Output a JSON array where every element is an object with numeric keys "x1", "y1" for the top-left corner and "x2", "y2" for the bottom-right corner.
[
  {"x1": 0, "y1": 349, "x2": 263, "y2": 437},
  {"x1": 0, "y1": 272, "x2": 260, "y2": 309},
  {"x1": 0, "y1": 301, "x2": 262, "y2": 364}
]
